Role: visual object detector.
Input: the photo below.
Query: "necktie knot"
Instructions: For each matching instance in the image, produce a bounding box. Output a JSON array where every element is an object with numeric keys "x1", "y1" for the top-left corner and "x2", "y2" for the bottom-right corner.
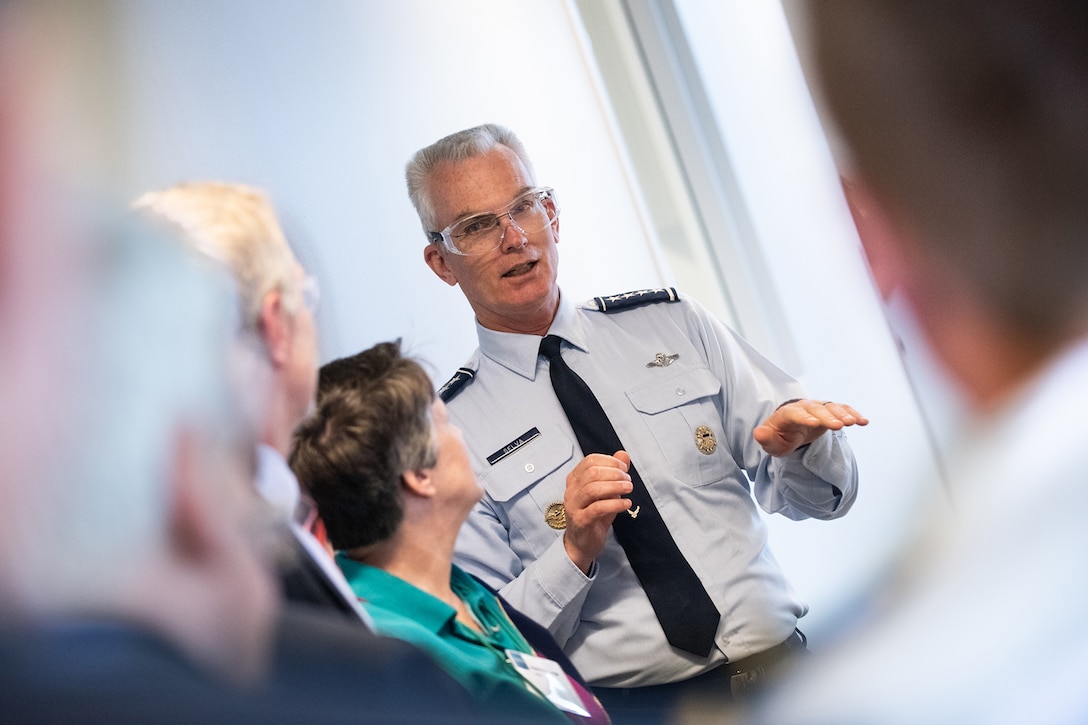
[{"x1": 539, "y1": 334, "x2": 562, "y2": 360}]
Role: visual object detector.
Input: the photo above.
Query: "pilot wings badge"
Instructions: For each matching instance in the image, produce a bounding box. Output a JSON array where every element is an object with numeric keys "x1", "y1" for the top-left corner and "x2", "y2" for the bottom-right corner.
[{"x1": 646, "y1": 352, "x2": 679, "y2": 368}]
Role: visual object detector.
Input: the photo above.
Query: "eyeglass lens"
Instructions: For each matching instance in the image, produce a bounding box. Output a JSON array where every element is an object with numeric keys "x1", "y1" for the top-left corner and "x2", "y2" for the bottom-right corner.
[{"x1": 449, "y1": 190, "x2": 556, "y2": 255}]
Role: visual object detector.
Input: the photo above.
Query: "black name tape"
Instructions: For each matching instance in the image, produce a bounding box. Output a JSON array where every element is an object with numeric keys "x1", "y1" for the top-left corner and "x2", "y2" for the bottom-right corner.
[{"x1": 486, "y1": 427, "x2": 541, "y2": 466}]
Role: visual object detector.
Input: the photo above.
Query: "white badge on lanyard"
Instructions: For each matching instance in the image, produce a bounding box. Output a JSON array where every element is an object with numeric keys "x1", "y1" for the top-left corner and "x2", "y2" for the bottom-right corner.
[{"x1": 506, "y1": 649, "x2": 591, "y2": 717}]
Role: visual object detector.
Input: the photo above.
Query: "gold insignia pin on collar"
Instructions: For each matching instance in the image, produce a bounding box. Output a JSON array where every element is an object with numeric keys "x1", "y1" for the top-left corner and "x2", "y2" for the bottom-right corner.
[
  {"x1": 544, "y1": 501, "x2": 567, "y2": 530},
  {"x1": 646, "y1": 352, "x2": 679, "y2": 368}
]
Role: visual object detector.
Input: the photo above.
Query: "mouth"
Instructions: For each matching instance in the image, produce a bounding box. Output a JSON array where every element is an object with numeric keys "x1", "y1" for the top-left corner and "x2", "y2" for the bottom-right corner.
[{"x1": 502, "y1": 260, "x2": 537, "y2": 278}]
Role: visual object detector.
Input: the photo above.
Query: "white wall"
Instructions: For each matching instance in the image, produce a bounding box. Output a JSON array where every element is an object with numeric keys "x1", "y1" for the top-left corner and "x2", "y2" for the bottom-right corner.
[
  {"x1": 62, "y1": 0, "x2": 945, "y2": 640},
  {"x1": 112, "y1": 0, "x2": 669, "y2": 380}
]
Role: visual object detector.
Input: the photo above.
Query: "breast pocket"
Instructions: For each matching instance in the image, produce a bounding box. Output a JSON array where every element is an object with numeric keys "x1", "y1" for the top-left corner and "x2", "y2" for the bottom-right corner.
[
  {"x1": 478, "y1": 426, "x2": 576, "y2": 558},
  {"x1": 626, "y1": 366, "x2": 727, "y2": 487}
]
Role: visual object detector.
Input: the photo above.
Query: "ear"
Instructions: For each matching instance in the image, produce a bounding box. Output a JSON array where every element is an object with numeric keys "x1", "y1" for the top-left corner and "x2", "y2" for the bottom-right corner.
[
  {"x1": 401, "y1": 466, "x2": 437, "y2": 499},
  {"x1": 841, "y1": 175, "x2": 910, "y2": 301},
  {"x1": 258, "y1": 290, "x2": 291, "y2": 367},
  {"x1": 423, "y1": 245, "x2": 459, "y2": 287}
]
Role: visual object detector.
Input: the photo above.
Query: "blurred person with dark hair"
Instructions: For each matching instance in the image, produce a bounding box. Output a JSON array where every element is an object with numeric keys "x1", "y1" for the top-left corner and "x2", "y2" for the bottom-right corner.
[
  {"x1": 291, "y1": 341, "x2": 610, "y2": 724},
  {"x1": 741, "y1": 2, "x2": 1088, "y2": 723},
  {"x1": 133, "y1": 181, "x2": 367, "y2": 624}
]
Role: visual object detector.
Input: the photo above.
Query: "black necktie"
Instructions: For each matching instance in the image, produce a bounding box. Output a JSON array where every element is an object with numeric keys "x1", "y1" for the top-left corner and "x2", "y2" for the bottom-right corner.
[{"x1": 539, "y1": 335, "x2": 720, "y2": 657}]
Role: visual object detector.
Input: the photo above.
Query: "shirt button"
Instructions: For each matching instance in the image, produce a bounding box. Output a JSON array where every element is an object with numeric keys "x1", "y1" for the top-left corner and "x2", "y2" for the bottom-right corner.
[
  {"x1": 676, "y1": 387, "x2": 686, "y2": 396},
  {"x1": 525, "y1": 463, "x2": 535, "y2": 473}
]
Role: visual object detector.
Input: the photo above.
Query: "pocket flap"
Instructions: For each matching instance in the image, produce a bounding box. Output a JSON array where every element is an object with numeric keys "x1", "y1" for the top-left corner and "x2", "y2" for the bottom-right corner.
[
  {"x1": 479, "y1": 425, "x2": 575, "y2": 502},
  {"x1": 626, "y1": 367, "x2": 722, "y2": 415}
]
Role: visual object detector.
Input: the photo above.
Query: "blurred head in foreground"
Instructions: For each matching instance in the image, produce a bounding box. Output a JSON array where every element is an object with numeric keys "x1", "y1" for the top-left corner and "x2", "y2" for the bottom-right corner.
[
  {"x1": 0, "y1": 29, "x2": 278, "y2": 673},
  {"x1": 742, "y1": 3, "x2": 1088, "y2": 723},
  {"x1": 1, "y1": 213, "x2": 278, "y2": 683},
  {"x1": 811, "y1": 0, "x2": 1088, "y2": 409},
  {"x1": 3, "y1": 4, "x2": 276, "y2": 661}
]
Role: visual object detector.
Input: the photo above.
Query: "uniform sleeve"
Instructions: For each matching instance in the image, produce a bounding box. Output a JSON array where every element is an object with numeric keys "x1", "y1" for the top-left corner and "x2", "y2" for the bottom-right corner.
[
  {"x1": 684, "y1": 298, "x2": 859, "y2": 521},
  {"x1": 454, "y1": 495, "x2": 595, "y2": 646},
  {"x1": 755, "y1": 429, "x2": 858, "y2": 520}
]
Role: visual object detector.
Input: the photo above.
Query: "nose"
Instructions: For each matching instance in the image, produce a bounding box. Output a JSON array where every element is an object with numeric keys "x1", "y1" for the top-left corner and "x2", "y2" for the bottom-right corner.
[{"x1": 499, "y1": 214, "x2": 528, "y2": 251}]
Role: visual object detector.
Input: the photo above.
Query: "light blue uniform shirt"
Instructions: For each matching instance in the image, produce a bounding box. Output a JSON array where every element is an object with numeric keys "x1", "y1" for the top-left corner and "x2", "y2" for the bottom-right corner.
[{"x1": 446, "y1": 290, "x2": 858, "y2": 687}]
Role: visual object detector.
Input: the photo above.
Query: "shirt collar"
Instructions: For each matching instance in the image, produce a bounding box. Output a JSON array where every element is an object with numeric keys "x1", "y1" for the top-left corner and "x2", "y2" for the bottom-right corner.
[
  {"x1": 255, "y1": 443, "x2": 301, "y2": 521},
  {"x1": 475, "y1": 291, "x2": 589, "y2": 380},
  {"x1": 335, "y1": 555, "x2": 457, "y2": 635}
]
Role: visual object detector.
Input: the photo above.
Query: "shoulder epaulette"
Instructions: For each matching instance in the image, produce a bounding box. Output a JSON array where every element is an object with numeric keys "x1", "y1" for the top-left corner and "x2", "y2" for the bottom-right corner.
[
  {"x1": 438, "y1": 366, "x2": 476, "y2": 402},
  {"x1": 592, "y1": 287, "x2": 680, "y2": 312}
]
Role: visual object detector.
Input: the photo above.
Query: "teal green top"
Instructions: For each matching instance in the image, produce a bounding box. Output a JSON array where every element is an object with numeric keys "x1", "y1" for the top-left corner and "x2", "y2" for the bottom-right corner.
[{"x1": 336, "y1": 554, "x2": 568, "y2": 722}]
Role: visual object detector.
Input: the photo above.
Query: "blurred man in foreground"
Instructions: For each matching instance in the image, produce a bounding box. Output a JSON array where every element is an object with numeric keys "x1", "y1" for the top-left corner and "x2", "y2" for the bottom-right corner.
[
  {"x1": 749, "y1": 2, "x2": 1088, "y2": 723},
  {"x1": 0, "y1": 8, "x2": 484, "y2": 719},
  {"x1": 0, "y1": 216, "x2": 485, "y2": 722}
]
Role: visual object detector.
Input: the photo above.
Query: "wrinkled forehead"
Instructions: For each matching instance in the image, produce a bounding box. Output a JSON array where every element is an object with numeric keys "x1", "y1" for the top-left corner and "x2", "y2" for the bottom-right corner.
[{"x1": 426, "y1": 145, "x2": 535, "y2": 228}]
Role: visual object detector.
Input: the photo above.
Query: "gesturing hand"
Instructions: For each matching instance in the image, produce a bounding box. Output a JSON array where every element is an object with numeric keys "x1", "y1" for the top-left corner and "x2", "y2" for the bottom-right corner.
[
  {"x1": 562, "y1": 451, "x2": 634, "y2": 575},
  {"x1": 754, "y1": 399, "x2": 868, "y2": 457}
]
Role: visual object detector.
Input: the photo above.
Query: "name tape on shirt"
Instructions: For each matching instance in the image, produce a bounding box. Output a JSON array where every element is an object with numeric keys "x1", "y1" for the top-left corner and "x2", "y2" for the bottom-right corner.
[{"x1": 486, "y1": 428, "x2": 541, "y2": 466}]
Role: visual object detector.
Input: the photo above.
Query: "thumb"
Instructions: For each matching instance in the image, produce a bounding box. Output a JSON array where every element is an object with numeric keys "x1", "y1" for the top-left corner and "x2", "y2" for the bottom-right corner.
[
  {"x1": 754, "y1": 426, "x2": 791, "y2": 456},
  {"x1": 613, "y1": 450, "x2": 632, "y2": 470},
  {"x1": 753, "y1": 425, "x2": 774, "y2": 446}
]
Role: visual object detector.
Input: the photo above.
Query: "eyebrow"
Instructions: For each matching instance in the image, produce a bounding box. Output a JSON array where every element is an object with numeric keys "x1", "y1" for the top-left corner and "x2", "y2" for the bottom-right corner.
[{"x1": 448, "y1": 186, "x2": 535, "y2": 226}]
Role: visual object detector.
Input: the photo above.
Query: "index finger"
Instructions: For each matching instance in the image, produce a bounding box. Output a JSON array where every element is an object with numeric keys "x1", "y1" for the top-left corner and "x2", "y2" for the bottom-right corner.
[
  {"x1": 822, "y1": 401, "x2": 869, "y2": 426},
  {"x1": 577, "y1": 451, "x2": 631, "y2": 472}
]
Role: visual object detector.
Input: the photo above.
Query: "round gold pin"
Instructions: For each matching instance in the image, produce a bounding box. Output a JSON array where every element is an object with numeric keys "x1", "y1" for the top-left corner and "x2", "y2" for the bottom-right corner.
[
  {"x1": 544, "y1": 501, "x2": 567, "y2": 530},
  {"x1": 694, "y1": 425, "x2": 717, "y2": 455}
]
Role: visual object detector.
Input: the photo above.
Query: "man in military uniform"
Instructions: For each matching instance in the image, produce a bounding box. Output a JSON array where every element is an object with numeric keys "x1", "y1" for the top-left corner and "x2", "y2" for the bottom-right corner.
[{"x1": 404, "y1": 123, "x2": 867, "y2": 718}]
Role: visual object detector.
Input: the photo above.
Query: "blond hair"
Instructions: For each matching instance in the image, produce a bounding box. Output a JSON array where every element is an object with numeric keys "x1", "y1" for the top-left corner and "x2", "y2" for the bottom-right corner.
[{"x1": 133, "y1": 181, "x2": 301, "y2": 329}]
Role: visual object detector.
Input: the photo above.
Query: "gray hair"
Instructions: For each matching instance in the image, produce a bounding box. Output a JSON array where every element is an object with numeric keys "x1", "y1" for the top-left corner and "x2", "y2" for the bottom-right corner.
[{"x1": 405, "y1": 123, "x2": 536, "y2": 236}]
